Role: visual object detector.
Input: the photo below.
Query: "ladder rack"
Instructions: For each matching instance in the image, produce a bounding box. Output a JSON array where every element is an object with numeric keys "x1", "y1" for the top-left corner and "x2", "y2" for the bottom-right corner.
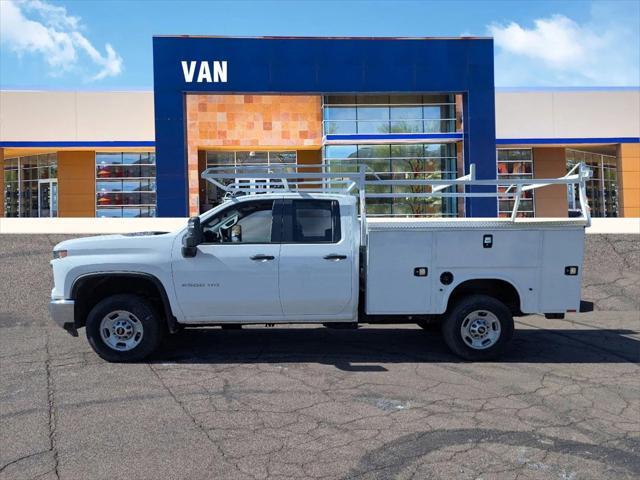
[{"x1": 201, "y1": 162, "x2": 593, "y2": 243}]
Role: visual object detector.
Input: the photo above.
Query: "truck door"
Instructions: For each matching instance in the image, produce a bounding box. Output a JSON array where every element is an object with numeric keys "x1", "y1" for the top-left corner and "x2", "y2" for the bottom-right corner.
[
  {"x1": 172, "y1": 199, "x2": 283, "y2": 321},
  {"x1": 278, "y1": 199, "x2": 353, "y2": 317}
]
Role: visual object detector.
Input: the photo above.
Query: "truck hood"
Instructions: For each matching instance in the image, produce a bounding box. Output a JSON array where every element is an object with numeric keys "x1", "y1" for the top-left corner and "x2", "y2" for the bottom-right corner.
[{"x1": 53, "y1": 231, "x2": 180, "y2": 257}]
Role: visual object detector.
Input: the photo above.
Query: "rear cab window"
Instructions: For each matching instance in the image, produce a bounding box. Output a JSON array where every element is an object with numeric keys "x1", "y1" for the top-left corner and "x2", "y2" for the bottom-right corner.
[{"x1": 285, "y1": 200, "x2": 341, "y2": 243}]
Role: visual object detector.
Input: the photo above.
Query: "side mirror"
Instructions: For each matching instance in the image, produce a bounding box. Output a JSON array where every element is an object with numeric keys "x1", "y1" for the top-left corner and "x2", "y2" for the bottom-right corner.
[
  {"x1": 182, "y1": 216, "x2": 203, "y2": 258},
  {"x1": 231, "y1": 224, "x2": 242, "y2": 243}
]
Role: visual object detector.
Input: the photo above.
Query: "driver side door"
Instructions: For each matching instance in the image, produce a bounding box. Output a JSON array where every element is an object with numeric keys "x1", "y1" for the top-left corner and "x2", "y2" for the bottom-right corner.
[{"x1": 172, "y1": 199, "x2": 283, "y2": 322}]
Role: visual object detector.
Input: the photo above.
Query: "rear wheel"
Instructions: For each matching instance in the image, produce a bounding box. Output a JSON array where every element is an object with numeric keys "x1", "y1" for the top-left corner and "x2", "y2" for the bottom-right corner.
[
  {"x1": 442, "y1": 295, "x2": 514, "y2": 361},
  {"x1": 86, "y1": 294, "x2": 164, "y2": 362}
]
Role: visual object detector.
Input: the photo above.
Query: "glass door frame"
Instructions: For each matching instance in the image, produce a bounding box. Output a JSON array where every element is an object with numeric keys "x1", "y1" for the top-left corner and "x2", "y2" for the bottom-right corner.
[{"x1": 38, "y1": 179, "x2": 58, "y2": 218}]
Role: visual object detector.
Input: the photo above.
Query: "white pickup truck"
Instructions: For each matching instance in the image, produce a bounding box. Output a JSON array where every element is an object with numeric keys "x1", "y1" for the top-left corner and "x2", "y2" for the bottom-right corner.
[{"x1": 49, "y1": 163, "x2": 593, "y2": 362}]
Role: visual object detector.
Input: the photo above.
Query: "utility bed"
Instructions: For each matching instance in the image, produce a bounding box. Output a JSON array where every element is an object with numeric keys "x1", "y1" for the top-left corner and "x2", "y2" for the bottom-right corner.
[
  {"x1": 366, "y1": 216, "x2": 589, "y2": 229},
  {"x1": 365, "y1": 217, "x2": 585, "y2": 315}
]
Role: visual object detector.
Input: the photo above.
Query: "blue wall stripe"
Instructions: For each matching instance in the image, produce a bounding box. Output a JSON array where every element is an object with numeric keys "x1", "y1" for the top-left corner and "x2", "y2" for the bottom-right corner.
[
  {"x1": 0, "y1": 141, "x2": 156, "y2": 148},
  {"x1": 496, "y1": 137, "x2": 640, "y2": 145},
  {"x1": 2, "y1": 137, "x2": 636, "y2": 149},
  {"x1": 325, "y1": 133, "x2": 463, "y2": 141}
]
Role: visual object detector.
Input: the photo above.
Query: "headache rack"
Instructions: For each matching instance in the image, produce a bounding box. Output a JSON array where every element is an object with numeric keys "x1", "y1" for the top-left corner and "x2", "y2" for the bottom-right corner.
[{"x1": 202, "y1": 162, "x2": 593, "y2": 243}]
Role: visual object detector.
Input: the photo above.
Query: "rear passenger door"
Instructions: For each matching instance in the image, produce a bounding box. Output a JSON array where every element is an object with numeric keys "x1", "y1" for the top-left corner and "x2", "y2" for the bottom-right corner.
[{"x1": 278, "y1": 199, "x2": 354, "y2": 318}]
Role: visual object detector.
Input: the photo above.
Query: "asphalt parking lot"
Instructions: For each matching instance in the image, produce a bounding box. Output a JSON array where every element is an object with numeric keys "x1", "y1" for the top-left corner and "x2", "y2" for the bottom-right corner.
[{"x1": 1, "y1": 234, "x2": 639, "y2": 480}]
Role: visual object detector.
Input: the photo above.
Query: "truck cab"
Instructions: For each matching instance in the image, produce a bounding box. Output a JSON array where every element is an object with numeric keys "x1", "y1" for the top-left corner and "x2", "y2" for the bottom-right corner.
[{"x1": 172, "y1": 194, "x2": 359, "y2": 323}]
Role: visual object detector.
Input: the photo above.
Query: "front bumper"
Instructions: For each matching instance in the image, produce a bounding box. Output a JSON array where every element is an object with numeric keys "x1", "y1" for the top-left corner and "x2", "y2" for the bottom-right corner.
[{"x1": 49, "y1": 299, "x2": 78, "y2": 336}]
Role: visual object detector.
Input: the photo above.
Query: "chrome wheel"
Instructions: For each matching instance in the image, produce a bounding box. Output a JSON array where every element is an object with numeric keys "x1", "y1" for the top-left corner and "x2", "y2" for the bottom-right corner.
[
  {"x1": 460, "y1": 310, "x2": 501, "y2": 350},
  {"x1": 99, "y1": 310, "x2": 144, "y2": 352}
]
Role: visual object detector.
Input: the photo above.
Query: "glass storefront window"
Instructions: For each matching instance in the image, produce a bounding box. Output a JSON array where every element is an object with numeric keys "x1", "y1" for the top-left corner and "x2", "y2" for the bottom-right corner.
[
  {"x1": 323, "y1": 105, "x2": 357, "y2": 134},
  {"x1": 357, "y1": 106, "x2": 389, "y2": 134},
  {"x1": 3, "y1": 153, "x2": 57, "y2": 217},
  {"x1": 324, "y1": 145, "x2": 358, "y2": 160},
  {"x1": 324, "y1": 106, "x2": 357, "y2": 120},
  {"x1": 323, "y1": 143, "x2": 458, "y2": 217},
  {"x1": 323, "y1": 95, "x2": 457, "y2": 136},
  {"x1": 269, "y1": 151, "x2": 297, "y2": 164},
  {"x1": 203, "y1": 150, "x2": 297, "y2": 211},
  {"x1": 389, "y1": 105, "x2": 422, "y2": 133},
  {"x1": 496, "y1": 149, "x2": 535, "y2": 218},
  {"x1": 566, "y1": 149, "x2": 618, "y2": 217},
  {"x1": 96, "y1": 207, "x2": 156, "y2": 218},
  {"x1": 390, "y1": 106, "x2": 422, "y2": 119},
  {"x1": 206, "y1": 151, "x2": 234, "y2": 164},
  {"x1": 96, "y1": 152, "x2": 156, "y2": 217},
  {"x1": 97, "y1": 152, "x2": 123, "y2": 165},
  {"x1": 236, "y1": 151, "x2": 269, "y2": 164}
]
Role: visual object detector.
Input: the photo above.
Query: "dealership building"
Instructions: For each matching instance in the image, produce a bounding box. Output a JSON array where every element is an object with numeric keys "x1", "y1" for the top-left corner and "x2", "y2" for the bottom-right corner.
[{"x1": 1, "y1": 36, "x2": 639, "y2": 219}]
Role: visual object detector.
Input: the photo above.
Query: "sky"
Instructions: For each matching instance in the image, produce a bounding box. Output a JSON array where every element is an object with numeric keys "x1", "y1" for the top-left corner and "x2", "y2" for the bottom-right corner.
[{"x1": 1, "y1": 0, "x2": 639, "y2": 90}]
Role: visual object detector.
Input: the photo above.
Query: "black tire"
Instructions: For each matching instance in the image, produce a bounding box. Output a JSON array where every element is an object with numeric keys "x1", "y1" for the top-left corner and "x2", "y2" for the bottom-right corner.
[
  {"x1": 441, "y1": 294, "x2": 514, "y2": 361},
  {"x1": 86, "y1": 294, "x2": 165, "y2": 362}
]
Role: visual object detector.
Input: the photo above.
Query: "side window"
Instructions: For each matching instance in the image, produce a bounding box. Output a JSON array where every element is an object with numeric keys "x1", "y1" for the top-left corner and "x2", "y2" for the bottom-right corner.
[
  {"x1": 290, "y1": 200, "x2": 341, "y2": 243},
  {"x1": 202, "y1": 200, "x2": 276, "y2": 244}
]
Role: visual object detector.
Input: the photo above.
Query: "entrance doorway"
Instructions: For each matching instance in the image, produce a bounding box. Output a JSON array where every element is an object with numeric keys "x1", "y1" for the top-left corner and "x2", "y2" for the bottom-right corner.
[
  {"x1": 2, "y1": 153, "x2": 57, "y2": 217},
  {"x1": 38, "y1": 179, "x2": 58, "y2": 218},
  {"x1": 201, "y1": 150, "x2": 296, "y2": 213},
  {"x1": 566, "y1": 148, "x2": 618, "y2": 217}
]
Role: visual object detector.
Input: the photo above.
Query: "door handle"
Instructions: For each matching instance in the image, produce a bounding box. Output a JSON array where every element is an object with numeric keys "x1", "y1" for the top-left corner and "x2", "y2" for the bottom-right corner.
[
  {"x1": 250, "y1": 254, "x2": 275, "y2": 261},
  {"x1": 323, "y1": 254, "x2": 347, "y2": 261}
]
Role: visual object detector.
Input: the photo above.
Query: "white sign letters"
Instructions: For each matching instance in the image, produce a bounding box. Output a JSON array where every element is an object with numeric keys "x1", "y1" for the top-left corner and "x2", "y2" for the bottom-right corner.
[{"x1": 181, "y1": 61, "x2": 227, "y2": 83}]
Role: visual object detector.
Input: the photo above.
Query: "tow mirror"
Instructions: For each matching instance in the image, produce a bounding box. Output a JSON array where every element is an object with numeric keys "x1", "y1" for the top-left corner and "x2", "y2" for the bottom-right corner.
[
  {"x1": 182, "y1": 216, "x2": 203, "y2": 258},
  {"x1": 231, "y1": 224, "x2": 242, "y2": 243}
]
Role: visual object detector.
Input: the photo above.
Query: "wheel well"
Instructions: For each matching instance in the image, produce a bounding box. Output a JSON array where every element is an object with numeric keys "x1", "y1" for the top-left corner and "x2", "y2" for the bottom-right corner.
[
  {"x1": 71, "y1": 274, "x2": 178, "y2": 332},
  {"x1": 447, "y1": 279, "x2": 522, "y2": 315}
]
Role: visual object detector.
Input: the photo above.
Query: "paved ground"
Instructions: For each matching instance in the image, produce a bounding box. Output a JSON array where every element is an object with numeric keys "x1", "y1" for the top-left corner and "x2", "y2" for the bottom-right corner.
[{"x1": 1, "y1": 234, "x2": 639, "y2": 480}]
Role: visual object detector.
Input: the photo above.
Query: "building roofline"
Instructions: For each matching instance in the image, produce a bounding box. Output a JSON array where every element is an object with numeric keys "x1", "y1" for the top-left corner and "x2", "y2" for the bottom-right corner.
[
  {"x1": 0, "y1": 88, "x2": 154, "y2": 93},
  {"x1": 152, "y1": 34, "x2": 493, "y2": 41},
  {"x1": 496, "y1": 86, "x2": 640, "y2": 92},
  {"x1": 2, "y1": 86, "x2": 638, "y2": 94}
]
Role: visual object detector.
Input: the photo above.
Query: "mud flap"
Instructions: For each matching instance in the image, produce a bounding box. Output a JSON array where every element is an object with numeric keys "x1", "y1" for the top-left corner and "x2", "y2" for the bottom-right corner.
[{"x1": 579, "y1": 300, "x2": 594, "y2": 313}]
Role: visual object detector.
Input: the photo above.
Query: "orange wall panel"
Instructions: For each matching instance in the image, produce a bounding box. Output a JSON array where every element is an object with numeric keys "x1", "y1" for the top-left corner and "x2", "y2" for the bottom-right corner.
[
  {"x1": 618, "y1": 143, "x2": 640, "y2": 217},
  {"x1": 296, "y1": 149, "x2": 322, "y2": 166},
  {"x1": 533, "y1": 147, "x2": 568, "y2": 217},
  {"x1": 296, "y1": 149, "x2": 322, "y2": 188},
  {"x1": 57, "y1": 151, "x2": 96, "y2": 217},
  {"x1": 185, "y1": 94, "x2": 323, "y2": 215}
]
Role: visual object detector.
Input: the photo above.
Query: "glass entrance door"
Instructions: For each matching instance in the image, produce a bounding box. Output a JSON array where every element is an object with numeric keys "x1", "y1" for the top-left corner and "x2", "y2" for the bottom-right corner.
[
  {"x1": 38, "y1": 179, "x2": 58, "y2": 217},
  {"x1": 566, "y1": 149, "x2": 619, "y2": 217}
]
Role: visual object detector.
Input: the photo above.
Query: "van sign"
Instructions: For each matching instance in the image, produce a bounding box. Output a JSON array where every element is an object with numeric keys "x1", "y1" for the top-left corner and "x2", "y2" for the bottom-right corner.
[{"x1": 181, "y1": 61, "x2": 227, "y2": 83}]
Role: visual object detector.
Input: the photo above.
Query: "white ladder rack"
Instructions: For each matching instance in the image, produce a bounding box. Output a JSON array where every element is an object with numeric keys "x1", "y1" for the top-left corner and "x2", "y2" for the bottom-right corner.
[{"x1": 201, "y1": 162, "x2": 593, "y2": 243}]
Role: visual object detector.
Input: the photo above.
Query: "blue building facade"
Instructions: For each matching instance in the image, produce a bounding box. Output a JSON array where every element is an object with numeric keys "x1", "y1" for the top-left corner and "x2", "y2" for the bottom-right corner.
[{"x1": 152, "y1": 36, "x2": 497, "y2": 217}]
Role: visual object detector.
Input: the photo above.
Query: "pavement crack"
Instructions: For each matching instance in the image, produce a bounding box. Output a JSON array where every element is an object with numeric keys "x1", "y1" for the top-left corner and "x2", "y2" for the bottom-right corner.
[
  {"x1": 147, "y1": 363, "x2": 241, "y2": 477},
  {"x1": 0, "y1": 450, "x2": 49, "y2": 473},
  {"x1": 44, "y1": 334, "x2": 60, "y2": 480}
]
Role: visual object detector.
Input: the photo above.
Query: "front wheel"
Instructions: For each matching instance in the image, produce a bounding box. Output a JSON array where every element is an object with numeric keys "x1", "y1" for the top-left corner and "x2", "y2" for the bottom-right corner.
[
  {"x1": 86, "y1": 294, "x2": 165, "y2": 362},
  {"x1": 442, "y1": 295, "x2": 514, "y2": 361}
]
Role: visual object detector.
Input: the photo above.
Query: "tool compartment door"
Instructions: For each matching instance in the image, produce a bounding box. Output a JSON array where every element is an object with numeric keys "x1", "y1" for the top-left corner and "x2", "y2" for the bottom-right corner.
[
  {"x1": 540, "y1": 228, "x2": 585, "y2": 312},
  {"x1": 366, "y1": 230, "x2": 433, "y2": 314}
]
